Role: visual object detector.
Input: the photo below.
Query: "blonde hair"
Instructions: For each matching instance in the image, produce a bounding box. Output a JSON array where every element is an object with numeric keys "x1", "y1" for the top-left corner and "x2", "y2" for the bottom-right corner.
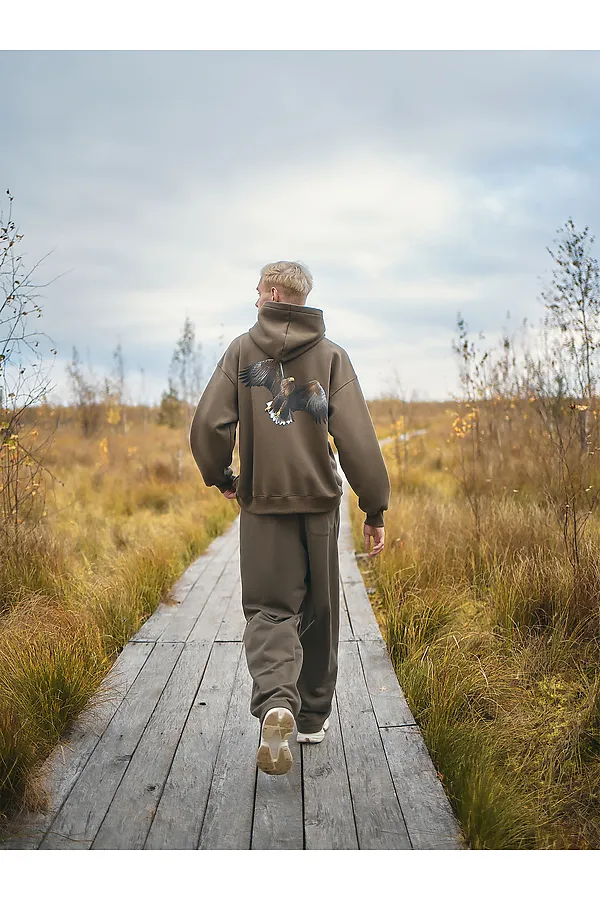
[{"x1": 260, "y1": 260, "x2": 313, "y2": 305}]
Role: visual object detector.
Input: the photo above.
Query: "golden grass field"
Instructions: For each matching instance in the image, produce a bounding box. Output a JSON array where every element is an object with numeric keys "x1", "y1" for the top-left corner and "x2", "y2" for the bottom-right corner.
[
  {"x1": 0, "y1": 407, "x2": 238, "y2": 822},
  {"x1": 2, "y1": 396, "x2": 600, "y2": 849},
  {"x1": 351, "y1": 400, "x2": 600, "y2": 849}
]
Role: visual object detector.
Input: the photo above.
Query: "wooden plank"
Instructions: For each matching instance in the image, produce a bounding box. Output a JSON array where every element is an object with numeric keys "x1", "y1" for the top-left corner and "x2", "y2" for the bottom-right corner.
[
  {"x1": 338, "y1": 548, "x2": 366, "y2": 585},
  {"x1": 129, "y1": 603, "x2": 177, "y2": 643},
  {"x1": 251, "y1": 723, "x2": 303, "y2": 850},
  {"x1": 144, "y1": 642, "x2": 242, "y2": 850},
  {"x1": 92, "y1": 640, "x2": 214, "y2": 849},
  {"x1": 197, "y1": 650, "x2": 258, "y2": 850},
  {"x1": 357, "y1": 640, "x2": 416, "y2": 727},
  {"x1": 215, "y1": 581, "x2": 246, "y2": 643},
  {"x1": 132, "y1": 517, "x2": 239, "y2": 643},
  {"x1": 338, "y1": 516, "x2": 355, "y2": 555},
  {"x1": 39, "y1": 642, "x2": 183, "y2": 849},
  {"x1": 158, "y1": 535, "x2": 238, "y2": 643},
  {"x1": 336, "y1": 480, "x2": 384, "y2": 641},
  {"x1": 252, "y1": 754, "x2": 303, "y2": 850},
  {"x1": 340, "y1": 575, "x2": 384, "y2": 642},
  {"x1": 381, "y1": 725, "x2": 466, "y2": 850},
  {"x1": 303, "y1": 693, "x2": 359, "y2": 850},
  {"x1": 335, "y1": 641, "x2": 411, "y2": 849},
  {"x1": 337, "y1": 479, "x2": 356, "y2": 554},
  {"x1": 186, "y1": 555, "x2": 241, "y2": 643},
  {"x1": 338, "y1": 575, "x2": 355, "y2": 643},
  {"x1": 131, "y1": 557, "x2": 206, "y2": 643},
  {"x1": 336, "y1": 440, "x2": 464, "y2": 848},
  {"x1": 0, "y1": 641, "x2": 154, "y2": 850},
  {"x1": 166, "y1": 542, "x2": 219, "y2": 603}
]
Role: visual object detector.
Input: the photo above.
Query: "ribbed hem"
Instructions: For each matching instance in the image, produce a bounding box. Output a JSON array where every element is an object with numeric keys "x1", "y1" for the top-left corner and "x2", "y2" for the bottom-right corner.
[{"x1": 236, "y1": 492, "x2": 342, "y2": 516}]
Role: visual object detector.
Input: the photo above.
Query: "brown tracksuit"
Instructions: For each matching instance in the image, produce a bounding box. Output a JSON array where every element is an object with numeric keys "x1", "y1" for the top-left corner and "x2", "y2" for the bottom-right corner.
[{"x1": 189, "y1": 300, "x2": 390, "y2": 732}]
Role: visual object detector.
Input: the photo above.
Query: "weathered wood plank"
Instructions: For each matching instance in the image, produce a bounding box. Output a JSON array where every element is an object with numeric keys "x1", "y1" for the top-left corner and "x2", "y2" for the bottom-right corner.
[
  {"x1": 251, "y1": 734, "x2": 303, "y2": 850},
  {"x1": 336, "y1": 461, "x2": 386, "y2": 639},
  {"x1": 129, "y1": 603, "x2": 177, "y2": 643},
  {"x1": 338, "y1": 575, "x2": 355, "y2": 643},
  {"x1": 186, "y1": 555, "x2": 241, "y2": 643},
  {"x1": 39, "y1": 642, "x2": 183, "y2": 849},
  {"x1": 166, "y1": 532, "x2": 228, "y2": 603},
  {"x1": 197, "y1": 649, "x2": 257, "y2": 849},
  {"x1": 338, "y1": 520, "x2": 357, "y2": 561},
  {"x1": 335, "y1": 641, "x2": 411, "y2": 849},
  {"x1": 338, "y1": 516, "x2": 355, "y2": 555},
  {"x1": 340, "y1": 575, "x2": 384, "y2": 642},
  {"x1": 302, "y1": 693, "x2": 358, "y2": 850},
  {"x1": 158, "y1": 534, "x2": 238, "y2": 644},
  {"x1": 144, "y1": 641, "x2": 242, "y2": 849},
  {"x1": 336, "y1": 483, "x2": 384, "y2": 640},
  {"x1": 132, "y1": 517, "x2": 239, "y2": 643},
  {"x1": 381, "y1": 725, "x2": 466, "y2": 850},
  {"x1": 357, "y1": 640, "x2": 416, "y2": 727},
  {"x1": 215, "y1": 581, "x2": 245, "y2": 642},
  {"x1": 337, "y1": 536, "x2": 362, "y2": 575},
  {"x1": 0, "y1": 641, "x2": 154, "y2": 850},
  {"x1": 92, "y1": 640, "x2": 214, "y2": 849}
]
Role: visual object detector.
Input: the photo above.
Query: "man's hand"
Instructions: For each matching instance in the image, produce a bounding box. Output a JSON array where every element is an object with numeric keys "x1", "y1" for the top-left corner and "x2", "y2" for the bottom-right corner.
[
  {"x1": 219, "y1": 475, "x2": 238, "y2": 500},
  {"x1": 364, "y1": 524, "x2": 385, "y2": 556}
]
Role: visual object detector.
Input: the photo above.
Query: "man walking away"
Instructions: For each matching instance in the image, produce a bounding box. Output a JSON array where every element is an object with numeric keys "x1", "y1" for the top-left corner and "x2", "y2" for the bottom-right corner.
[{"x1": 189, "y1": 260, "x2": 390, "y2": 776}]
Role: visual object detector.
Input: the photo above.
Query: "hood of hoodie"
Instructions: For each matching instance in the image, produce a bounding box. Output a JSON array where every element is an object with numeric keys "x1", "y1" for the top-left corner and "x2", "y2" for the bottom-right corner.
[{"x1": 248, "y1": 301, "x2": 326, "y2": 362}]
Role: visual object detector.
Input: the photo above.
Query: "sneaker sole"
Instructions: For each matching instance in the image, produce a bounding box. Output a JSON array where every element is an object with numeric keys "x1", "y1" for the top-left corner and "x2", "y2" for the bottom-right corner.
[
  {"x1": 296, "y1": 716, "x2": 330, "y2": 744},
  {"x1": 256, "y1": 707, "x2": 295, "y2": 776}
]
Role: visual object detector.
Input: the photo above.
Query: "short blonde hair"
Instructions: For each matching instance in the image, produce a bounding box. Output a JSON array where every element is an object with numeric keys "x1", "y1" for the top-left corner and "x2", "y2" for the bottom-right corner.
[{"x1": 260, "y1": 260, "x2": 313, "y2": 305}]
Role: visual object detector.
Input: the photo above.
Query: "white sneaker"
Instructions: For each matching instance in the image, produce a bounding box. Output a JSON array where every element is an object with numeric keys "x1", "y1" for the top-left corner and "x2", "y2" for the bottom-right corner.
[
  {"x1": 256, "y1": 707, "x2": 295, "y2": 775},
  {"x1": 296, "y1": 716, "x2": 331, "y2": 744}
]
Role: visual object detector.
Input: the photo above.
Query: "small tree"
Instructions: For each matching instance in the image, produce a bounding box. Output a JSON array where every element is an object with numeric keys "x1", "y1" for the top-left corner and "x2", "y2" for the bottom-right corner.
[
  {"x1": 449, "y1": 313, "x2": 491, "y2": 550},
  {"x1": 521, "y1": 221, "x2": 600, "y2": 574},
  {"x1": 383, "y1": 366, "x2": 414, "y2": 475},
  {"x1": 165, "y1": 316, "x2": 205, "y2": 432},
  {"x1": 541, "y1": 217, "x2": 600, "y2": 452},
  {"x1": 67, "y1": 345, "x2": 102, "y2": 437},
  {"x1": 105, "y1": 340, "x2": 128, "y2": 432},
  {"x1": 157, "y1": 380, "x2": 185, "y2": 429},
  {"x1": 0, "y1": 190, "x2": 61, "y2": 544}
]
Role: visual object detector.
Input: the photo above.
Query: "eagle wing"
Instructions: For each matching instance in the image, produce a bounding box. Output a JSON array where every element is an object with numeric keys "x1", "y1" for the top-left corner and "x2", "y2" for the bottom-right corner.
[
  {"x1": 288, "y1": 380, "x2": 328, "y2": 424},
  {"x1": 238, "y1": 358, "x2": 282, "y2": 397}
]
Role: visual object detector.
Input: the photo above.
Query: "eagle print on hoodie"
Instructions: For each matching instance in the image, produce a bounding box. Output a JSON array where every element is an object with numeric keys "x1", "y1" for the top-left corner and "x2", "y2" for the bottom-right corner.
[{"x1": 239, "y1": 358, "x2": 328, "y2": 426}]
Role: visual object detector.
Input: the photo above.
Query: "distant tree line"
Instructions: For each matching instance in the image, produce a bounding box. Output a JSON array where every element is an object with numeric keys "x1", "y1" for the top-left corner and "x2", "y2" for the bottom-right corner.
[{"x1": 66, "y1": 317, "x2": 222, "y2": 435}]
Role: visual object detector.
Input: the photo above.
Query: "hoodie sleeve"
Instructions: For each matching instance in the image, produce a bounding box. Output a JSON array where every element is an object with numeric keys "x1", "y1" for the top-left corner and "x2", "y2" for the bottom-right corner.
[
  {"x1": 328, "y1": 369, "x2": 390, "y2": 528},
  {"x1": 189, "y1": 343, "x2": 239, "y2": 492}
]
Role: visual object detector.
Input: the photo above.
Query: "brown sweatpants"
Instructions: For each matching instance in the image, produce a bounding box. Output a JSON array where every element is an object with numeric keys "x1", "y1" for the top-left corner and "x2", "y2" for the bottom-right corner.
[{"x1": 238, "y1": 501, "x2": 341, "y2": 735}]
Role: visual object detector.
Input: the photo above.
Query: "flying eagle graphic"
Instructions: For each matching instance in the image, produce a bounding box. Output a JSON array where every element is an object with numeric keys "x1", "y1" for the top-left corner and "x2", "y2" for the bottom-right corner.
[{"x1": 238, "y1": 358, "x2": 328, "y2": 426}]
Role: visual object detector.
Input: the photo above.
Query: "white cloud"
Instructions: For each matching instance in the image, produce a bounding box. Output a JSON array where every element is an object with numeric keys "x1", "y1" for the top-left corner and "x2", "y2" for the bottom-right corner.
[
  {"x1": 4, "y1": 51, "x2": 600, "y2": 404},
  {"x1": 195, "y1": 140, "x2": 463, "y2": 274}
]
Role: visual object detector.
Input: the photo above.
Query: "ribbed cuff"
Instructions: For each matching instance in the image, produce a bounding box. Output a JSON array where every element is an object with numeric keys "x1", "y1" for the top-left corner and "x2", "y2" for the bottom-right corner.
[
  {"x1": 216, "y1": 474, "x2": 238, "y2": 492},
  {"x1": 365, "y1": 511, "x2": 385, "y2": 528}
]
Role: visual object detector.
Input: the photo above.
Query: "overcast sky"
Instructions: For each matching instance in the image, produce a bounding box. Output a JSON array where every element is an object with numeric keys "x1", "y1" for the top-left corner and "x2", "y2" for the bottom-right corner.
[{"x1": 2, "y1": 49, "x2": 600, "y2": 404}]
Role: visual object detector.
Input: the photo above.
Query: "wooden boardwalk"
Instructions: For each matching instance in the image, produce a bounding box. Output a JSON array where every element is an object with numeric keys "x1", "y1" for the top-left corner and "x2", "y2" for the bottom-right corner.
[{"x1": 0, "y1": 461, "x2": 465, "y2": 851}]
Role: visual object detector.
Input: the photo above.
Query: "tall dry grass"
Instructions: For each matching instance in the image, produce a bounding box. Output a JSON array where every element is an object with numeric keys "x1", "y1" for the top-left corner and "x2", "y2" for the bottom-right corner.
[
  {"x1": 0, "y1": 407, "x2": 237, "y2": 822},
  {"x1": 349, "y1": 403, "x2": 600, "y2": 849}
]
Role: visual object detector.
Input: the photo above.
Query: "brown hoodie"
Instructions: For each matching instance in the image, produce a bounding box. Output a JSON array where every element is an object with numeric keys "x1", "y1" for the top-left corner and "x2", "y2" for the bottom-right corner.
[{"x1": 189, "y1": 300, "x2": 390, "y2": 527}]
